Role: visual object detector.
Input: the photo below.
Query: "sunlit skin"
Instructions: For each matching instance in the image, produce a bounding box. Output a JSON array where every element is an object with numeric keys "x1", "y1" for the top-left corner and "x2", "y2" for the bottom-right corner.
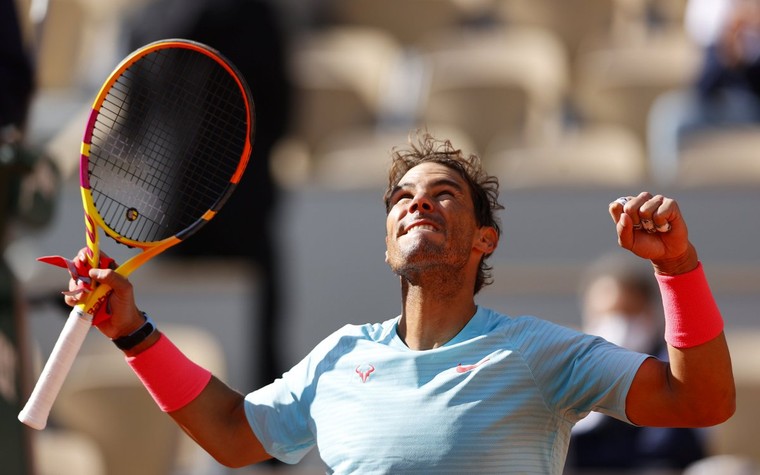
[
  {"x1": 59, "y1": 172, "x2": 734, "y2": 468},
  {"x1": 610, "y1": 193, "x2": 734, "y2": 428},
  {"x1": 386, "y1": 164, "x2": 479, "y2": 282},
  {"x1": 384, "y1": 162, "x2": 498, "y2": 350}
]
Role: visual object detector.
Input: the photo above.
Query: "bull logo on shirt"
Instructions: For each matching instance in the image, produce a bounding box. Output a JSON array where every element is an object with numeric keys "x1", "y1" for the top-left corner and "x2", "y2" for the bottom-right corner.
[{"x1": 355, "y1": 364, "x2": 375, "y2": 383}]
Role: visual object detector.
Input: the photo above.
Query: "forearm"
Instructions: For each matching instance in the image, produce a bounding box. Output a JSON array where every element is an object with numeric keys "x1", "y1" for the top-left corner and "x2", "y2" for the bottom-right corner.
[
  {"x1": 169, "y1": 377, "x2": 271, "y2": 467},
  {"x1": 665, "y1": 333, "x2": 735, "y2": 426},
  {"x1": 124, "y1": 331, "x2": 270, "y2": 466},
  {"x1": 627, "y1": 260, "x2": 736, "y2": 427},
  {"x1": 612, "y1": 194, "x2": 736, "y2": 426},
  {"x1": 71, "y1": 264, "x2": 272, "y2": 464},
  {"x1": 655, "y1": 261, "x2": 735, "y2": 425}
]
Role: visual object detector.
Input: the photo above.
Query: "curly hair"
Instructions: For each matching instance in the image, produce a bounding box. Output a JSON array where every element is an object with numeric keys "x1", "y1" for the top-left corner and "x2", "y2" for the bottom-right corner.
[{"x1": 383, "y1": 131, "x2": 504, "y2": 294}]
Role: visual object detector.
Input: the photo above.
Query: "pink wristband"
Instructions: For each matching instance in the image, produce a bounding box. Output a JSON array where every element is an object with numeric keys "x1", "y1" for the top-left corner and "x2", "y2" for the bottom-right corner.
[
  {"x1": 126, "y1": 333, "x2": 212, "y2": 412},
  {"x1": 656, "y1": 262, "x2": 724, "y2": 349}
]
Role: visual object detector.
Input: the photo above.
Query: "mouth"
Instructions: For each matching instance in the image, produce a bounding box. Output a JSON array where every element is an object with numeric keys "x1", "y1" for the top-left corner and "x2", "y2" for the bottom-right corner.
[{"x1": 400, "y1": 220, "x2": 440, "y2": 237}]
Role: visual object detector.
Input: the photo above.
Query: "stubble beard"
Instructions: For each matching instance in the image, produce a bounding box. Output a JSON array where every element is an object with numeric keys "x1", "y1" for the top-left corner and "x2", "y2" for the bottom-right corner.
[{"x1": 389, "y1": 237, "x2": 469, "y2": 289}]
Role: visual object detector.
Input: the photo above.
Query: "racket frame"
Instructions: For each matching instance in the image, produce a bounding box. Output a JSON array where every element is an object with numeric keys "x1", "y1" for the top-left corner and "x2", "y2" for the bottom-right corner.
[{"x1": 19, "y1": 39, "x2": 253, "y2": 429}]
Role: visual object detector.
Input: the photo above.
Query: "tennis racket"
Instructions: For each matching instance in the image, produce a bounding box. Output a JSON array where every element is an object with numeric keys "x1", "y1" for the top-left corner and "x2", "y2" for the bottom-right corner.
[{"x1": 19, "y1": 39, "x2": 254, "y2": 429}]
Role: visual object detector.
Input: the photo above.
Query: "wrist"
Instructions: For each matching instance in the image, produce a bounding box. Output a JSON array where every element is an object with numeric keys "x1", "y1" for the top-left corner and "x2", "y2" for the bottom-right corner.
[
  {"x1": 656, "y1": 262, "x2": 724, "y2": 348},
  {"x1": 112, "y1": 312, "x2": 158, "y2": 353},
  {"x1": 126, "y1": 334, "x2": 213, "y2": 412},
  {"x1": 117, "y1": 311, "x2": 149, "y2": 336},
  {"x1": 651, "y1": 243, "x2": 699, "y2": 276},
  {"x1": 123, "y1": 329, "x2": 162, "y2": 357}
]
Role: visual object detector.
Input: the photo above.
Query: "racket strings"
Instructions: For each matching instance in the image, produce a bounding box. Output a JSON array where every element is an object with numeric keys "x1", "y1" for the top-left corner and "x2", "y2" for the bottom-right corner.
[{"x1": 88, "y1": 45, "x2": 249, "y2": 243}]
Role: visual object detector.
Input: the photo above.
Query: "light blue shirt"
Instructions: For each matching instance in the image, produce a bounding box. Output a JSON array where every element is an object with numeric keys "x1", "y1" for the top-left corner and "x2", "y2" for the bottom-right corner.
[{"x1": 244, "y1": 306, "x2": 649, "y2": 474}]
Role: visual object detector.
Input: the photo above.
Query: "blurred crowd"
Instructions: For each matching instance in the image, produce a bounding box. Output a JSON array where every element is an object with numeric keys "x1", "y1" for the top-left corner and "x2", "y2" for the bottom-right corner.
[
  {"x1": 3, "y1": 0, "x2": 760, "y2": 474},
  {"x1": 17, "y1": 0, "x2": 760, "y2": 191}
]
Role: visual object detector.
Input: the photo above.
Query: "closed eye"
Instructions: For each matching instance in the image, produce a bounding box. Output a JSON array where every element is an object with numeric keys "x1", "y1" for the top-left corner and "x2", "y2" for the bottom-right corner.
[
  {"x1": 389, "y1": 178, "x2": 465, "y2": 206},
  {"x1": 390, "y1": 190, "x2": 413, "y2": 206}
]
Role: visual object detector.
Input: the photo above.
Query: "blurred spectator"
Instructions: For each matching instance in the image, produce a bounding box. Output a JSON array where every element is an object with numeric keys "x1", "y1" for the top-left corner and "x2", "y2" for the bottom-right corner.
[
  {"x1": 684, "y1": 454, "x2": 760, "y2": 475},
  {"x1": 564, "y1": 252, "x2": 707, "y2": 473},
  {"x1": 1, "y1": 0, "x2": 60, "y2": 472},
  {"x1": 647, "y1": 0, "x2": 760, "y2": 185},
  {"x1": 123, "y1": 0, "x2": 293, "y2": 390}
]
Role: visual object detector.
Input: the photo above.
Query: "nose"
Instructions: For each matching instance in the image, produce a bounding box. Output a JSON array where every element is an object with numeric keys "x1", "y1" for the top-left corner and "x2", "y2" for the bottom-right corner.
[{"x1": 409, "y1": 192, "x2": 433, "y2": 213}]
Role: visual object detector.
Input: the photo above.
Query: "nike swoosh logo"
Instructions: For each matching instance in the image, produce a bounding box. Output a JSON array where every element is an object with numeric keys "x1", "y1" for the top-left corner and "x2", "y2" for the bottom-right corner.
[{"x1": 456, "y1": 357, "x2": 490, "y2": 373}]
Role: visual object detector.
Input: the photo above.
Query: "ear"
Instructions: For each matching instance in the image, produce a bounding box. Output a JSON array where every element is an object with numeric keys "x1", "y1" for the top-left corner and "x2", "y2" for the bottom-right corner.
[
  {"x1": 474, "y1": 226, "x2": 498, "y2": 255},
  {"x1": 384, "y1": 236, "x2": 389, "y2": 263}
]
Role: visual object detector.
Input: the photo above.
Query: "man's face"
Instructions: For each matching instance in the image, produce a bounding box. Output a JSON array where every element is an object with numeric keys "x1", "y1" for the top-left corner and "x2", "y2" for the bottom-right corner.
[{"x1": 385, "y1": 162, "x2": 483, "y2": 280}]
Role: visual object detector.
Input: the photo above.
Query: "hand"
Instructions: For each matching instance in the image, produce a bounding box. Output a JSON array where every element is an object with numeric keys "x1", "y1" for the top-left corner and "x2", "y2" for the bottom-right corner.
[
  {"x1": 609, "y1": 192, "x2": 698, "y2": 275},
  {"x1": 64, "y1": 249, "x2": 144, "y2": 339}
]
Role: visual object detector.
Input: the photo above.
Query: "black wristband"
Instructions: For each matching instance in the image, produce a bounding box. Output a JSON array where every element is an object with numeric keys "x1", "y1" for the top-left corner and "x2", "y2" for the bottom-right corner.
[{"x1": 112, "y1": 312, "x2": 156, "y2": 350}]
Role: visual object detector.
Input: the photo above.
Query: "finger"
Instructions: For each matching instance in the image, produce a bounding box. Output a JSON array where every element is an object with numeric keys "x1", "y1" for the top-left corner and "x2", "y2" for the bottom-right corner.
[
  {"x1": 74, "y1": 248, "x2": 116, "y2": 270},
  {"x1": 63, "y1": 293, "x2": 78, "y2": 308},
  {"x1": 609, "y1": 195, "x2": 639, "y2": 223},
  {"x1": 611, "y1": 193, "x2": 649, "y2": 230},
  {"x1": 636, "y1": 194, "x2": 662, "y2": 234},
  {"x1": 652, "y1": 196, "x2": 679, "y2": 233},
  {"x1": 610, "y1": 197, "x2": 637, "y2": 245},
  {"x1": 616, "y1": 212, "x2": 635, "y2": 249},
  {"x1": 75, "y1": 248, "x2": 87, "y2": 263},
  {"x1": 609, "y1": 196, "x2": 628, "y2": 223},
  {"x1": 639, "y1": 194, "x2": 680, "y2": 234},
  {"x1": 626, "y1": 192, "x2": 662, "y2": 232},
  {"x1": 655, "y1": 221, "x2": 672, "y2": 233},
  {"x1": 638, "y1": 194, "x2": 663, "y2": 218},
  {"x1": 88, "y1": 268, "x2": 129, "y2": 292},
  {"x1": 89, "y1": 269, "x2": 134, "y2": 310}
]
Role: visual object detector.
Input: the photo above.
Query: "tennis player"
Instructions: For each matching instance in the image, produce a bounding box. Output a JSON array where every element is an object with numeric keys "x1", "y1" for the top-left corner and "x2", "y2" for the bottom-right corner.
[{"x1": 65, "y1": 131, "x2": 735, "y2": 474}]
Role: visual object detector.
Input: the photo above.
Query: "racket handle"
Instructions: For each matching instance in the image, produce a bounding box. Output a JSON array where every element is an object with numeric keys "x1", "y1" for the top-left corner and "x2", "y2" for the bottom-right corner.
[{"x1": 18, "y1": 306, "x2": 92, "y2": 430}]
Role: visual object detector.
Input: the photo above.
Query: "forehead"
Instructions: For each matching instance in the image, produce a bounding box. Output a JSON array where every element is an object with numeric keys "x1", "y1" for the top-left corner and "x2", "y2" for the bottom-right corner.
[{"x1": 396, "y1": 162, "x2": 466, "y2": 188}]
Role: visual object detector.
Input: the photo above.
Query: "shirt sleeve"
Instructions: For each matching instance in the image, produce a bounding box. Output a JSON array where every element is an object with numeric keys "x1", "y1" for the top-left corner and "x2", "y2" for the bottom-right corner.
[
  {"x1": 514, "y1": 317, "x2": 650, "y2": 424},
  {"x1": 243, "y1": 322, "x2": 369, "y2": 464},
  {"x1": 244, "y1": 362, "x2": 316, "y2": 464}
]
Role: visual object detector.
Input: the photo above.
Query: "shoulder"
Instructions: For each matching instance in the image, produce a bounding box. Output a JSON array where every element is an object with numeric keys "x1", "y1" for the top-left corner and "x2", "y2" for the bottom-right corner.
[
  {"x1": 478, "y1": 308, "x2": 618, "y2": 368},
  {"x1": 328, "y1": 316, "x2": 398, "y2": 341},
  {"x1": 479, "y1": 307, "x2": 584, "y2": 343},
  {"x1": 305, "y1": 316, "x2": 399, "y2": 356}
]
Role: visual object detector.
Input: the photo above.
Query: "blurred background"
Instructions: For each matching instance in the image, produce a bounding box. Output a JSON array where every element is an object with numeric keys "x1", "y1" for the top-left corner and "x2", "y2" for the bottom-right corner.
[{"x1": 2, "y1": 0, "x2": 760, "y2": 474}]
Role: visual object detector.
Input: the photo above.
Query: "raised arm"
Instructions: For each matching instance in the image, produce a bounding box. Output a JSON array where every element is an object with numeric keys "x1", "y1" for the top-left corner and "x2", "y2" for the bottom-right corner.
[
  {"x1": 609, "y1": 192, "x2": 735, "y2": 427},
  {"x1": 66, "y1": 258, "x2": 271, "y2": 467}
]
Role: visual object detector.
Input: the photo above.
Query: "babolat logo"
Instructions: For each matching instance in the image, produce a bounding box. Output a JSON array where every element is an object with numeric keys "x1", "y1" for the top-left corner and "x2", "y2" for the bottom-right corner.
[{"x1": 88, "y1": 292, "x2": 110, "y2": 316}]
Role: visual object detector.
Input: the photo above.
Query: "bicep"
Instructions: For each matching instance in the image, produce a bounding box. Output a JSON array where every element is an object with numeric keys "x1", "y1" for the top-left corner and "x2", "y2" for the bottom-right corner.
[
  {"x1": 626, "y1": 334, "x2": 735, "y2": 428},
  {"x1": 625, "y1": 357, "x2": 677, "y2": 427}
]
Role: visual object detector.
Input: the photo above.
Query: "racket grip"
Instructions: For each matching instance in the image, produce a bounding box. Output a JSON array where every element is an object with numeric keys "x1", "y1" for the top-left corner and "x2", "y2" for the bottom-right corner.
[{"x1": 18, "y1": 306, "x2": 93, "y2": 430}]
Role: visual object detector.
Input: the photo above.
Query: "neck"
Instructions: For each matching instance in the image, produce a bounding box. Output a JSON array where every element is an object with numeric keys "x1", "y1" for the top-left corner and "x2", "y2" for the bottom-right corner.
[{"x1": 397, "y1": 277, "x2": 477, "y2": 350}]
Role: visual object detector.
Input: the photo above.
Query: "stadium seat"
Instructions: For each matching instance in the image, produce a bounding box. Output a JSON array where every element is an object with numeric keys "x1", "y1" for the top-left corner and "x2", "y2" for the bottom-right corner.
[
  {"x1": 287, "y1": 26, "x2": 404, "y2": 153},
  {"x1": 573, "y1": 30, "x2": 701, "y2": 149},
  {"x1": 486, "y1": 124, "x2": 646, "y2": 189},
  {"x1": 307, "y1": 125, "x2": 477, "y2": 190},
  {"x1": 676, "y1": 126, "x2": 760, "y2": 188},
  {"x1": 327, "y1": 0, "x2": 492, "y2": 46},
  {"x1": 495, "y1": 0, "x2": 617, "y2": 65},
  {"x1": 419, "y1": 26, "x2": 569, "y2": 156}
]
